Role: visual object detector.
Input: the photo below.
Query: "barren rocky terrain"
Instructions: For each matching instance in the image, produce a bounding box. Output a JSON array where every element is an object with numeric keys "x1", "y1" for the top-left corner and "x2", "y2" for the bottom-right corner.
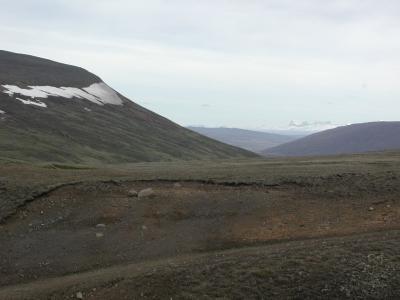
[{"x1": 1, "y1": 153, "x2": 400, "y2": 298}]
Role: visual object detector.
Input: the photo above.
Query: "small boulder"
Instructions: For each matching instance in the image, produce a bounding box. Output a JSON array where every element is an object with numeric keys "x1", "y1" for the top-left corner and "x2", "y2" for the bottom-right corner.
[
  {"x1": 96, "y1": 223, "x2": 106, "y2": 228},
  {"x1": 368, "y1": 206, "x2": 375, "y2": 211},
  {"x1": 95, "y1": 232, "x2": 104, "y2": 238},
  {"x1": 173, "y1": 182, "x2": 182, "y2": 188},
  {"x1": 76, "y1": 292, "x2": 83, "y2": 299},
  {"x1": 138, "y1": 188, "x2": 155, "y2": 198},
  {"x1": 128, "y1": 189, "x2": 138, "y2": 197}
]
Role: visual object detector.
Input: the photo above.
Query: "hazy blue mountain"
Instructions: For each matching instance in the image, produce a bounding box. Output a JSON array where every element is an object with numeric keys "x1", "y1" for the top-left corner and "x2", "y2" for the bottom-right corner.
[
  {"x1": 262, "y1": 122, "x2": 400, "y2": 157},
  {"x1": 188, "y1": 126, "x2": 300, "y2": 153}
]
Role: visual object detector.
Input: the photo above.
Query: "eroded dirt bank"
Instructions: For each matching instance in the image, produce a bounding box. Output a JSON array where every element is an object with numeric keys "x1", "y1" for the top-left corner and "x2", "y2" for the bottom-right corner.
[{"x1": 1, "y1": 179, "x2": 399, "y2": 289}]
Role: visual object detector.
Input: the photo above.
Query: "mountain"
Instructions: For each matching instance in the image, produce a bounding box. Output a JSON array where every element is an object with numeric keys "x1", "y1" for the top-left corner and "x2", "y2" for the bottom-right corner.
[
  {"x1": 0, "y1": 50, "x2": 257, "y2": 164},
  {"x1": 188, "y1": 126, "x2": 300, "y2": 153},
  {"x1": 262, "y1": 121, "x2": 400, "y2": 157}
]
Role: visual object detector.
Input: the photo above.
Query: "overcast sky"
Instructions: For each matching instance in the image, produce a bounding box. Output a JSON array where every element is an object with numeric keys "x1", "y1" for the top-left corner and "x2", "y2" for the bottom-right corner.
[{"x1": 1, "y1": 0, "x2": 400, "y2": 130}]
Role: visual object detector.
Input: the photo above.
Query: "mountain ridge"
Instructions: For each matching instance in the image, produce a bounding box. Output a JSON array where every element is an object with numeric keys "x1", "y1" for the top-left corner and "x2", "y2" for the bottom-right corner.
[
  {"x1": 262, "y1": 121, "x2": 400, "y2": 157},
  {"x1": 188, "y1": 126, "x2": 300, "y2": 153},
  {"x1": 0, "y1": 50, "x2": 257, "y2": 164}
]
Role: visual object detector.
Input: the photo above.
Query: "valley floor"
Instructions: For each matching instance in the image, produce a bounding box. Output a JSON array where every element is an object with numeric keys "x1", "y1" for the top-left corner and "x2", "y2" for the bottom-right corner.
[{"x1": 1, "y1": 153, "x2": 400, "y2": 299}]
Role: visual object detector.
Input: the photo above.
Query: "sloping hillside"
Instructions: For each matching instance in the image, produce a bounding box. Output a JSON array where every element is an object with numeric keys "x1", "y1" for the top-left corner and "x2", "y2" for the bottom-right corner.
[
  {"x1": 188, "y1": 126, "x2": 299, "y2": 153},
  {"x1": 0, "y1": 50, "x2": 257, "y2": 164},
  {"x1": 263, "y1": 122, "x2": 400, "y2": 157}
]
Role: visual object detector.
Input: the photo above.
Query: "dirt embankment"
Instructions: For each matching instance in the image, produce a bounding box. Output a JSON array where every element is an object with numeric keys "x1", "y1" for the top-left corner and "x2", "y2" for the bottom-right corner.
[{"x1": 1, "y1": 177, "x2": 399, "y2": 290}]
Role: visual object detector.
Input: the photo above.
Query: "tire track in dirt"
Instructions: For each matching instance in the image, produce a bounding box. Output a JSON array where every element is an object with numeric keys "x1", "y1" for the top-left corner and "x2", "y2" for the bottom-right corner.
[{"x1": 1, "y1": 229, "x2": 399, "y2": 300}]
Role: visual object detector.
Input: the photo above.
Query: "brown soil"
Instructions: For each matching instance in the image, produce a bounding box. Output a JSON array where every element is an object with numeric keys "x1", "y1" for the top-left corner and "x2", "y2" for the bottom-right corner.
[{"x1": 1, "y1": 178, "x2": 399, "y2": 299}]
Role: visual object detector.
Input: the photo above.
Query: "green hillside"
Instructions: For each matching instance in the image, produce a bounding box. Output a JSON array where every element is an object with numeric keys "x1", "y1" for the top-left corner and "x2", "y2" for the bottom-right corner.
[{"x1": 0, "y1": 50, "x2": 257, "y2": 164}]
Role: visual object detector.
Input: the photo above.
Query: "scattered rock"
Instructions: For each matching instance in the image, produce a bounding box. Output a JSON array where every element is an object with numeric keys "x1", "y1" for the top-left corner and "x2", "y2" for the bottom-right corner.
[
  {"x1": 368, "y1": 206, "x2": 375, "y2": 211},
  {"x1": 96, "y1": 224, "x2": 106, "y2": 228},
  {"x1": 138, "y1": 188, "x2": 155, "y2": 198},
  {"x1": 128, "y1": 189, "x2": 138, "y2": 197},
  {"x1": 173, "y1": 182, "x2": 182, "y2": 188},
  {"x1": 96, "y1": 232, "x2": 104, "y2": 238},
  {"x1": 76, "y1": 291, "x2": 83, "y2": 299}
]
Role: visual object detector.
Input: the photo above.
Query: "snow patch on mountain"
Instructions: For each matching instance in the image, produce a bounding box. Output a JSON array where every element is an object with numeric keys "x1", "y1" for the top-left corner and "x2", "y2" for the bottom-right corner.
[
  {"x1": 287, "y1": 120, "x2": 339, "y2": 132},
  {"x1": 16, "y1": 97, "x2": 47, "y2": 108},
  {"x1": 253, "y1": 121, "x2": 343, "y2": 136},
  {"x1": 1, "y1": 82, "x2": 122, "y2": 106},
  {"x1": 83, "y1": 83, "x2": 122, "y2": 105}
]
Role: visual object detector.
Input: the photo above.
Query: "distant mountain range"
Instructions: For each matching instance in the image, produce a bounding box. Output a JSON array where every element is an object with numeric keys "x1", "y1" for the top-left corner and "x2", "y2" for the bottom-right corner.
[
  {"x1": 286, "y1": 120, "x2": 339, "y2": 132},
  {"x1": 188, "y1": 127, "x2": 300, "y2": 153},
  {"x1": 0, "y1": 50, "x2": 257, "y2": 164},
  {"x1": 262, "y1": 122, "x2": 400, "y2": 157}
]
